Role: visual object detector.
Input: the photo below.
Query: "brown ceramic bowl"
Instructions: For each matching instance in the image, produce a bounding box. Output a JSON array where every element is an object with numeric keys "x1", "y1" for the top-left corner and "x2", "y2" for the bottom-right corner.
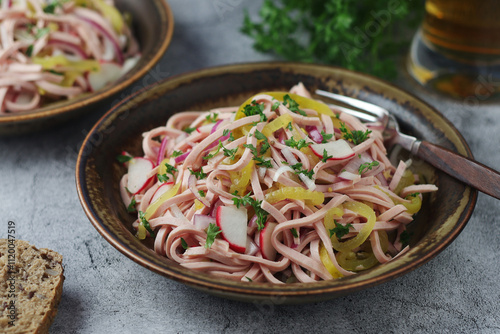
[
  {"x1": 76, "y1": 62, "x2": 477, "y2": 304},
  {"x1": 0, "y1": 0, "x2": 173, "y2": 135}
]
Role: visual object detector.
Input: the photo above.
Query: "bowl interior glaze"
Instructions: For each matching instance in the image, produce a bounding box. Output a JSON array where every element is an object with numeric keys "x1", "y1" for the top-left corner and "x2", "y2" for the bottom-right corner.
[{"x1": 76, "y1": 62, "x2": 477, "y2": 304}]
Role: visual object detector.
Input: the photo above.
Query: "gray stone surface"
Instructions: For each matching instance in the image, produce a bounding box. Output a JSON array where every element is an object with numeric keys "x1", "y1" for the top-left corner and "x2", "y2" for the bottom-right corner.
[{"x1": 1, "y1": 1, "x2": 500, "y2": 333}]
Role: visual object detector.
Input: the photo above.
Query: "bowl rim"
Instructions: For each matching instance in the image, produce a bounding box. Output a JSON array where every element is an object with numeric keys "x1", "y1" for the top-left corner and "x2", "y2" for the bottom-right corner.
[
  {"x1": 0, "y1": 0, "x2": 174, "y2": 126},
  {"x1": 76, "y1": 61, "x2": 478, "y2": 301}
]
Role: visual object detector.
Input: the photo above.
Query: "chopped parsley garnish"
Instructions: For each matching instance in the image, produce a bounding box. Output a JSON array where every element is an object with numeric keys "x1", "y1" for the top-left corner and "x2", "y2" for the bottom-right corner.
[
  {"x1": 321, "y1": 149, "x2": 333, "y2": 163},
  {"x1": 320, "y1": 130, "x2": 333, "y2": 143},
  {"x1": 203, "y1": 141, "x2": 223, "y2": 160},
  {"x1": 198, "y1": 190, "x2": 206, "y2": 197},
  {"x1": 189, "y1": 168, "x2": 207, "y2": 180},
  {"x1": 245, "y1": 276, "x2": 253, "y2": 282},
  {"x1": 286, "y1": 122, "x2": 293, "y2": 131},
  {"x1": 242, "y1": 100, "x2": 267, "y2": 122},
  {"x1": 283, "y1": 94, "x2": 307, "y2": 116},
  {"x1": 329, "y1": 221, "x2": 353, "y2": 240},
  {"x1": 158, "y1": 163, "x2": 178, "y2": 182},
  {"x1": 232, "y1": 192, "x2": 268, "y2": 230},
  {"x1": 290, "y1": 162, "x2": 314, "y2": 179},
  {"x1": 340, "y1": 122, "x2": 372, "y2": 145},
  {"x1": 116, "y1": 154, "x2": 132, "y2": 163},
  {"x1": 180, "y1": 238, "x2": 189, "y2": 250},
  {"x1": 222, "y1": 146, "x2": 238, "y2": 160},
  {"x1": 254, "y1": 130, "x2": 270, "y2": 154},
  {"x1": 184, "y1": 127, "x2": 196, "y2": 134},
  {"x1": 171, "y1": 150, "x2": 183, "y2": 157},
  {"x1": 400, "y1": 230, "x2": 413, "y2": 247},
  {"x1": 35, "y1": 27, "x2": 50, "y2": 39},
  {"x1": 127, "y1": 197, "x2": 137, "y2": 213},
  {"x1": 358, "y1": 161, "x2": 380, "y2": 174},
  {"x1": 228, "y1": 132, "x2": 235, "y2": 142},
  {"x1": 26, "y1": 45, "x2": 33, "y2": 57},
  {"x1": 284, "y1": 137, "x2": 311, "y2": 150},
  {"x1": 406, "y1": 192, "x2": 420, "y2": 199},
  {"x1": 243, "y1": 143, "x2": 273, "y2": 168},
  {"x1": 205, "y1": 223, "x2": 221, "y2": 249},
  {"x1": 272, "y1": 101, "x2": 280, "y2": 110},
  {"x1": 223, "y1": 129, "x2": 230, "y2": 136},
  {"x1": 291, "y1": 228, "x2": 298, "y2": 238},
  {"x1": 157, "y1": 173, "x2": 170, "y2": 183},
  {"x1": 139, "y1": 211, "x2": 155, "y2": 237},
  {"x1": 206, "y1": 113, "x2": 219, "y2": 123}
]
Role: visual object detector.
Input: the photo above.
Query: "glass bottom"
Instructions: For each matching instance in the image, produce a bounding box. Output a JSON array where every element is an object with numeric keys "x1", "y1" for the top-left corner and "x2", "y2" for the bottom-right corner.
[{"x1": 407, "y1": 29, "x2": 500, "y2": 99}]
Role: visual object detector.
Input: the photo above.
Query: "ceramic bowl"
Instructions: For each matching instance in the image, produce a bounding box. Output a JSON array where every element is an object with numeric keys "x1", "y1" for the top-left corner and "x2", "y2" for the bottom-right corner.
[
  {"x1": 0, "y1": 0, "x2": 174, "y2": 135},
  {"x1": 76, "y1": 62, "x2": 477, "y2": 304}
]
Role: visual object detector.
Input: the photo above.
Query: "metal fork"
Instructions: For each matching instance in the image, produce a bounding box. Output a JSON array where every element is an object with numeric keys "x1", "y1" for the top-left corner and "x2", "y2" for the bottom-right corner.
[{"x1": 315, "y1": 89, "x2": 500, "y2": 200}]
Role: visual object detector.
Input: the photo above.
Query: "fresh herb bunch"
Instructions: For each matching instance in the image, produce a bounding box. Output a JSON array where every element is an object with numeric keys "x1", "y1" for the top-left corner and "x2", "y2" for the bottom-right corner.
[{"x1": 242, "y1": 0, "x2": 422, "y2": 78}]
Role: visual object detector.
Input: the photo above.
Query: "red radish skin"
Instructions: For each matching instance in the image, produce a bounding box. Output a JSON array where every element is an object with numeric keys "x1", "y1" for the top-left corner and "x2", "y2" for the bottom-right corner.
[
  {"x1": 310, "y1": 140, "x2": 355, "y2": 160},
  {"x1": 259, "y1": 222, "x2": 278, "y2": 260},
  {"x1": 127, "y1": 157, "x2": 155, "y2": 195},
  {"x1": 216, "y1": 206, "x2": 248, "y2": 253}
]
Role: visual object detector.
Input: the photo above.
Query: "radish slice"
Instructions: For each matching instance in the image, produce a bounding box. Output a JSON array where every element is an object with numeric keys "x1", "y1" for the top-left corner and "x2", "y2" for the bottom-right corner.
[
  {"x1": 210, "y1": 200, "x2": 223, "y2": 218},
  {"x1": 259, "y1": 222, "x2": 279, "y2": 260},
  {"x1": 127, "y1": 157, "x2": 154, "y2": 194},
  {"x1": 310, "y1": 139, "x2": 355, "y2": 160},
  {"x1": 216, "y1": 206, "x2": 248, "y2": 253},
  {"x1": 87, "y1": 62, "x2": 122, "y2": 92},
  {"x1": 196, "y1": 123, "x2": 215, "y2": 134},
  {"x1": 193, "y1": 214, "x2": 216, "y2": 230}
]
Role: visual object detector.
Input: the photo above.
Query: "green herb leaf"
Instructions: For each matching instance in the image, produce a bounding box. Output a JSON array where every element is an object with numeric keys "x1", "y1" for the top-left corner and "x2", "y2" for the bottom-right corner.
[
  {"x1": 228, "y1": 132, "x2": 235, "y2": 142},
  {"x1": 205, "y1": 223, "x2": 222, "y2": 249},
  {"x1": 139, "y1": 211, "x2": 155, "y2": 237},
  {"x1": 286, "y1": 122, "x2": 293, "y2": 131},
  {"x1": 358, "y1": 161, "x2": 380, "y2": 174},
  {"x1": 181, "y1": 238, "x2": 189, "y2": 250},
  {"x1": 245, "y1": 276, "x2": 253, "y2": 282},
  {"x1": 329, "y1": 221, "x2": 353, "y2": 240},
  {"x1": 290, "y1": 162, "x2": 314, "y2": 179},
  {"x1": 242, "y1": 100, "x2": 267, "y2": 122},
  {"x1": 321, "y1": 149, "x2": 333, "y2": 163},
  {"x1": 291, "y1": 228, "x2": 298, "y2": 238},
  {"x1": 116, "y1": 154, "x2": 132, "y2": 163},
  {"x1": 231, "y1": 193, "x2": 268, "y2": 230},
  {"x1": 283, "y1": 94, "x2": 306, "y2": 116},
  {"x1": 400, "y1": 230, "x2": 413, "y2": 247},
  {"x1": 184, "y1": 127, "x2": 196, "y2": 134},
  {"x1": 26, "y1": 45, "x2": 33, "y2": 57},
  {"x1": 157, "y1": 173, "x2": 170, "y2": 183},
  {"x1": 127, "y1": 197, "x2": 137, "y2": 213},
  {"x1": 340, "y1": 122, "x2": 372, "y2": 145},
  {"x1": 198, "y1": 190, "x2": 206, "y2": 197},
  {"x1": 320, "y1": 130, "x2": 333, "y2": 143},
  {"x1": 205, "y1": 112, "x2": 218, "y2": 123},
  {"x1": 189, "y1": 168, "x2": 207, "y2": 180},
  {"x1": 171, "y1": 150, "x2": 183, "y2": 157},
  {"x1": 284, "y1": 137, "x2": 311, "y2": 150},
  {"x1": 241, "y1": 0, "x2": 422, "y2": 79}
]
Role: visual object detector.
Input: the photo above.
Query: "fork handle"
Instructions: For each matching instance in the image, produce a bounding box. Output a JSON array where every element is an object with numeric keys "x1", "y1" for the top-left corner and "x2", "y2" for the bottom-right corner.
[{"x1": 416, "y1": 141, "x2": 500, "y2": 200}]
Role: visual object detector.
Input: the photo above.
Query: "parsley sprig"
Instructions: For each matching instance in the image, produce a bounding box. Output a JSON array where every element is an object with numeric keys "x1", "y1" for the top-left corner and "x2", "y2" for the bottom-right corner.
[
  {"x1": 232, "y1": 192, "x2": 269, "y2": 230},
  {"x1": 321, "y1": 149, "x2": 333, "y2": 163},
  {"x1": 340, "y1": 122, "x2": 372, "y2": 145},
  {"x1": 158, "y1": 163, "x2": 178, "y2": 183},
  {"x1": 242, "y1": 100, "x2": 267, "y2": 122},
  {"x1": 243, "y1": 143, "x2": 272, "y2": 168},
  {"x1": 329, "y1": 221, "x2": 353, "y2": 240},
  {"x1": 290, "y1": 162, "x2": 314, "y2": 179},
  {"x1": 241, "y1": 0, "x2": 422, "y2": 79},
  {"x1": 189, "y1": 168, "x2": 207, "y2": 180},
  {"x1": 283, "y1": 94, "x2": 307, "y2": 116},
  {"x1": 358, "y1": 161, "x2": 380, "y2": 174},
  {"x1": 285, "y1": 137, "x2": 311, "y2": 150},
  {"x1": 138, "y1": 211, "x2": 155, "y2": 237},
  {"x1": 205, "y1": 223, "x2": 222, "y2": 249}
]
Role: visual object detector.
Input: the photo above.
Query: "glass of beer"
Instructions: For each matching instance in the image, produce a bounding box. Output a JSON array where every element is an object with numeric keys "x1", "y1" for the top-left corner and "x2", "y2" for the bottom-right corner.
[{"x1": 407, "y1": 0, "x2": 500, "y2": 99}]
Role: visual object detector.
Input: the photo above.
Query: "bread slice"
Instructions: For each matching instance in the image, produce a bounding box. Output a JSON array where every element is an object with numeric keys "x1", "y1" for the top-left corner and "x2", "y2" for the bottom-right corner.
[{"x1": 0, "y1": 239, "x2": 64, "y2": 334}]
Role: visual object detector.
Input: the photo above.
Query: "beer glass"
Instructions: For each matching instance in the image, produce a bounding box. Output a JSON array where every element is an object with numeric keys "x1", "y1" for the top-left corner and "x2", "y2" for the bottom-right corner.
[{"x1": 407, "y1": 0, "x2": 500, "y2": 99}]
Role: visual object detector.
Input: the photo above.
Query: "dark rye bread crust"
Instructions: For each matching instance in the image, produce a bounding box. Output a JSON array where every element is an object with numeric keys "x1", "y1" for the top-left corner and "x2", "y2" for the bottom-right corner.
[{"x1": 0, "y1": 239, "x2": 64, "y2": 334}]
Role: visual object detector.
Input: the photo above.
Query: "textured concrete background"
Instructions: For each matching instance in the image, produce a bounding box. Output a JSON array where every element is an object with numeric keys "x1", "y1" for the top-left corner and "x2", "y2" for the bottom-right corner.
[{"x1": 1, "y1": 1, "x2": 500, "y2": 333}]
